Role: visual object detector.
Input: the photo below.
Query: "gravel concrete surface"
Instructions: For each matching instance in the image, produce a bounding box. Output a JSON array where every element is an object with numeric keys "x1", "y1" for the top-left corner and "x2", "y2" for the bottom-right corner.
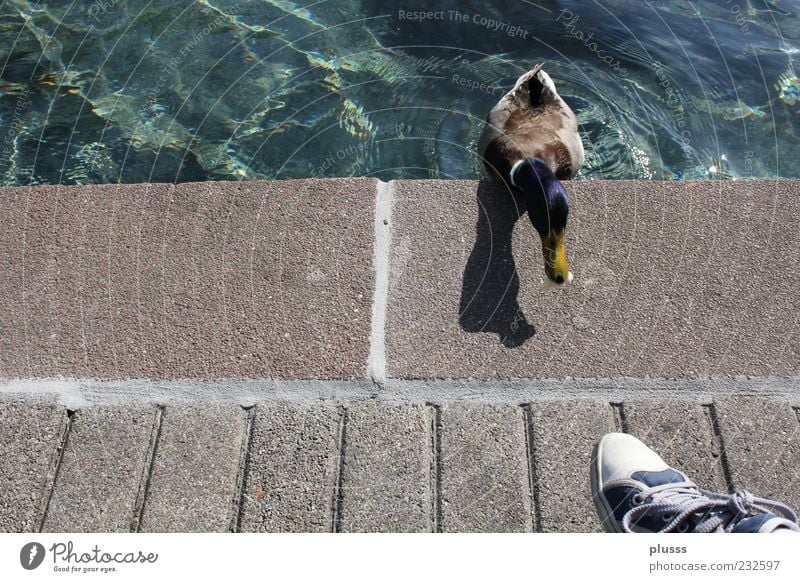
[
  {"x1": 139, "y1": 403, "x2": 248, "y2": 532},
  {"x1": 1, "y1": 179, "x2": 798, "y2": 533},
  {"x1": 239, "y1": 403, "x2": 342, "y2": 532},
  {"x1": 339, "y1": 402, "x2": 432, "y2": 532},
  {"x1": 0, "y1": 398, "x2": 66, "y2": 533},
  {"x1": 41, "y1": 405, "x2": 157, "y2": 532},
  {"x1": 529, "y1": 400, "x2": 616, "y2": 532},
  {"x1": 3, "y1": 179, "x2": 797, "y2": 381},
  {"x1": 387, "y1": 179, "x2": 799, "y2": 379},
  {"x1": 0, "y1": 179, "x2": 375, "y2": 379},
  {"x1": 437, "y1": 404, "x2": 531, "y2": 532},
  {"x1": 2, "y1": 390, "x2": 797, "y2": 533}
]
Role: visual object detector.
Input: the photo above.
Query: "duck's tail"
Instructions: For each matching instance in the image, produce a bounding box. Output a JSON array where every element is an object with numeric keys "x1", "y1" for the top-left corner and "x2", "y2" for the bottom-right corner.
[
  {"x1": 521, "y1": 64, "x2": 558, "y2": 108},
  {"x1": 527, "y1": 63, "x2": 546, "y2": 105}
]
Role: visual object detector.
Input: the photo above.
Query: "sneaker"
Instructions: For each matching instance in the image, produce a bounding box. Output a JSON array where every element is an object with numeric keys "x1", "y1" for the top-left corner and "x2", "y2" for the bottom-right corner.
[{"x1": 591, "y1": 433, "x2": 800, "y2": 533}]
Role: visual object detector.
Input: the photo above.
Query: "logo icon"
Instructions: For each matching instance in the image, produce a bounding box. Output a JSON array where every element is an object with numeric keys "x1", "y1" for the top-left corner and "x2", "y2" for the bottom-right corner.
[{"x1": 20, "y1": 542, "x2": 46, "y2": 570}]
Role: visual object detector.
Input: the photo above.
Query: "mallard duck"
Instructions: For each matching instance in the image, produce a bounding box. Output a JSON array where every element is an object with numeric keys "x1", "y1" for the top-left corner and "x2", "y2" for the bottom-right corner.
[{"x1": 478, "y1": 64, "x2": 584, "y2": 285}]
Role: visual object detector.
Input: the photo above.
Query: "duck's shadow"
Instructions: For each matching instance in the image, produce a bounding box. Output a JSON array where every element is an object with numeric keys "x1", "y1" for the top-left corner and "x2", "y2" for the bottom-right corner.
[{"x1": 459, "y1": 180, "x2": 536, "y2": 348}]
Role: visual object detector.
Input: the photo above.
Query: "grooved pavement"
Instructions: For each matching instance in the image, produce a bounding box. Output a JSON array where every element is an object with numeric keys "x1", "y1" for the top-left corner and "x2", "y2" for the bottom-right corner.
[
  {"x1": 1, "y1": 179, "x2": 798, "y2": 532},
  {"x1": 1, "y1": 390, "x2": 799, "y2": 533}
]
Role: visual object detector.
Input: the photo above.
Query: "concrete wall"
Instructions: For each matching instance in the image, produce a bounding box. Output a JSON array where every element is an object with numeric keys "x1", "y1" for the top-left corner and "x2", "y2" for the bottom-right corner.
[{"x1": 2, "y1": 178, "x2": 797, "y2": 381}]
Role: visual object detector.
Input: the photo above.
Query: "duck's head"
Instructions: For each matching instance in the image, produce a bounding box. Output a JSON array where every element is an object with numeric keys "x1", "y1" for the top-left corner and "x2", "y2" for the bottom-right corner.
[{"x1": 511, "y1": 157, "x2": 570, "y2": 284}]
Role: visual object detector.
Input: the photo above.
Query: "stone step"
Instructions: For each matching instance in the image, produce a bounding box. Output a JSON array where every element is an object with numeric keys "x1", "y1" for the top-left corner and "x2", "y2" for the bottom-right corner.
[{"x1": 3, "y1": 180, "x2": 798, "y2": 381}]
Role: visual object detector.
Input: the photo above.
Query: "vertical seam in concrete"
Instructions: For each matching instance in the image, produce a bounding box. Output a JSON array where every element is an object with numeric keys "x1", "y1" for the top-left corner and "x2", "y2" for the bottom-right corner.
[
  {"x1": 37, "y1": 409, "x2": 74, "y2": 532},
  {"x1": 131, "y1": 405, "x2": 165, "y2": 532},
  {"x1": 366, "y1": 180, "x2": 394, "y2": 386},
  {"x1": 233, "y1": 405, "x2": 256, "y2": 533},
  {"x1": 610, "y1": 402, "x2": 629, "y2": 433},
  {"x1": 705, "y1": 402, "x2": 735, "y2": 493},
  {"x1": 521, "y1": 404, "x2": 542, "y2": 532},
  {"x1": 331, "y1": 405, "x2": 349, "y2": 533},
  {"x1": 427, "y1": 403, "x2": 443, "y2": 533}
]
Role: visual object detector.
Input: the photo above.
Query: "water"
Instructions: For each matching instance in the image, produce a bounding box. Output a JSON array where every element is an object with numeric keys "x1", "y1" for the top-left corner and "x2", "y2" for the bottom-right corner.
[{"x1": 1, "y1": 0, "x2": 800, "y2": 185}]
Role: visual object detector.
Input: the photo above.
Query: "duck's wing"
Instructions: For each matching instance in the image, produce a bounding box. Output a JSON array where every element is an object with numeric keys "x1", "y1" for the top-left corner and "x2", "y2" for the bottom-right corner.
[{"x1": 478, "y1": 65, "x2": 584, "y2": 182}]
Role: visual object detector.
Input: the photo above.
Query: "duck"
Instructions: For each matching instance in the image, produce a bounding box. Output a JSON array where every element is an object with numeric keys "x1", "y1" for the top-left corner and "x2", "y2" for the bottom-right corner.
[{"x1": 477, "y1": 63, "x2": 584, "y2": 285}]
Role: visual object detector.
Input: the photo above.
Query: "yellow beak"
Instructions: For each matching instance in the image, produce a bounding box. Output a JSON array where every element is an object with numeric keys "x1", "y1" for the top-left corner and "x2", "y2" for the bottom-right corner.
[{"x1": 541, "y1": 230, "x2": 570, "y2": 284}]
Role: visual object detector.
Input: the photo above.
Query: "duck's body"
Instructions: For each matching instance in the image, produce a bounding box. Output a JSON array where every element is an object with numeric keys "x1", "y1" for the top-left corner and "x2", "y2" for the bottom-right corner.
[
  {"x1": 478, "y1": 64, "x2": 583, "y2": 285},
  {"x1": 478, "y1": 64, "x2": 584, "y2": 183}
]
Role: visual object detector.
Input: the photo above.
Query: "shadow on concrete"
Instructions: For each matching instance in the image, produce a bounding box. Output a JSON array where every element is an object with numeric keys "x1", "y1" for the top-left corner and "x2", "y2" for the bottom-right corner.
[{"x1": 459, "y1": 180, "x2": 536, "y2": 348}]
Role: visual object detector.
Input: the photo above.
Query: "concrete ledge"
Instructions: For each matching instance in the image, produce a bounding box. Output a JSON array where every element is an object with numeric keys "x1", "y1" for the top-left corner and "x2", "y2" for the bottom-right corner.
[
  {"x1": 0, "y1": 179, "x2": 375, "y2": 379},
  {"x1": 2, "y1": 179, "x2": 797, "y2": 381},
  {"x1": 1, "y1": 178, "x2": 798, "y2": 532},
  {"x1": 387, "y1": 179, "x2": 799, "y2": 379}
]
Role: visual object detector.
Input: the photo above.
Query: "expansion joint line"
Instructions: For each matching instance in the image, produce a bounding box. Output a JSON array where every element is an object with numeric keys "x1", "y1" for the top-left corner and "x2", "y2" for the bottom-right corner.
[
  {"x1": 38, "y1": 409, "x2": 75, "y2": 532},
  {"x1": 131, "y1": 405, "x2": 165, "y2": 532},
  {"x1": 366, "y1": 180, "x2": 394, "y2": 386}
]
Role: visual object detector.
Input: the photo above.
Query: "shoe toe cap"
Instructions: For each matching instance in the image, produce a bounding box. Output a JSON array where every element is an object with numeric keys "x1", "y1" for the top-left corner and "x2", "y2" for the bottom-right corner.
[{"x1": 596, "y1": 432, "x2": 672, "y2": 485}]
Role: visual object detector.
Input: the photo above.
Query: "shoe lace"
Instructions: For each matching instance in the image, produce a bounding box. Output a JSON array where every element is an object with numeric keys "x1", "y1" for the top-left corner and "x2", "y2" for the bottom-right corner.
[{"x1": 622, "y1": 483, "x2": 800, "y2": 533}]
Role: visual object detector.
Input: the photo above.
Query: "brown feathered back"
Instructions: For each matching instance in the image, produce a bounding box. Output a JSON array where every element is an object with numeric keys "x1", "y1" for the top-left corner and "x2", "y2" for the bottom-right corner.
[{"x1": 478, "y1": 64, "x2": 584, "y2": 186}]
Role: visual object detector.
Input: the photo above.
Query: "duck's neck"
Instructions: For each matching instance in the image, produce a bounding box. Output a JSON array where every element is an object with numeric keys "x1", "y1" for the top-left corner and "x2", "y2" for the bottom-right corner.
[{"x1": 510, "y1": 157, "x2": 559, "y2": 235}]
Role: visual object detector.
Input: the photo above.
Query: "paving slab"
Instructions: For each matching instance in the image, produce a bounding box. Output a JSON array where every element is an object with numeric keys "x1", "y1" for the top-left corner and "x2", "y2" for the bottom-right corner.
[
  {"x1": 0, "y1": 179, "x2": 375, "y2": 379},
  {"x1": 622, "y1": 401, "x2": 726, "y2": 492},
  {"x1": 139, "y1": 404, "x2": 248, "y2": 532},
  {"x1": 713, "y1": 397, "x2": 800, "y2": 513},
  {"x1": 386, "y1": 179, "x2": 800, "y2": 379},
  {"x1": 339, "y1": 403, "x2": 431, "y2": 532},
  {"x1": 42, "y1": 406, "x2": 158, "y2": 532},
  {"x1": 0, "y1": 398, "x2": 67, "y2": 532},
  {"x1": 239, "y1": 403, "x2": 342, "y2": 532},
  {"x1": 529, "y1": 400, "x2": 615, "y2": 532},
  {"x1": 438, "y1": 404, "x2": 530, "y2": 532},
  {"x1": 2, "y1": 391, "x2": 799, "y2": 533}
]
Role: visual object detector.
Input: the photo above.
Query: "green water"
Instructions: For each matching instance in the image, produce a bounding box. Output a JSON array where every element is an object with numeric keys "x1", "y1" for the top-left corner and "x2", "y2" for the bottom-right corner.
[{"x1": 1, "y1": 0, "x2": 799, "y2": 185}]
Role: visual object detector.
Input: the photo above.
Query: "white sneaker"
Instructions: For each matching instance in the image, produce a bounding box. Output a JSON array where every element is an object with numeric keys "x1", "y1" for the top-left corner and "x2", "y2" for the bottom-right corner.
[{"x1": 591, "y1": 433, "x2": 800, "y2": 533}]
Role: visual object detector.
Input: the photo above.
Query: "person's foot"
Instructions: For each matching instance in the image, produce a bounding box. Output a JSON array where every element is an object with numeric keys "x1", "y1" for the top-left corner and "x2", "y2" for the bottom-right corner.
[{"x1": 591, "y1": 433, "x2": 800, "y2": 533}]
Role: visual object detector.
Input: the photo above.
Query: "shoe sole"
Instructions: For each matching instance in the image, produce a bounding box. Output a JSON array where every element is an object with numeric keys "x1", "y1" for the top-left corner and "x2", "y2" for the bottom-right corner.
[{"x1": 590, "y1": 437, "x2": 624, "y2": 533}]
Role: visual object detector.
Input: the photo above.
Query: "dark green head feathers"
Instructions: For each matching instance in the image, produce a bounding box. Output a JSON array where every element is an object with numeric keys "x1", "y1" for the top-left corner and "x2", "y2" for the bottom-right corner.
[
  {"x1": 511, "y1": 157, "x2": 569, "y2": 238},
  {"x1": 478, "y1": 64, "x2": 584, "y2": 285}
]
